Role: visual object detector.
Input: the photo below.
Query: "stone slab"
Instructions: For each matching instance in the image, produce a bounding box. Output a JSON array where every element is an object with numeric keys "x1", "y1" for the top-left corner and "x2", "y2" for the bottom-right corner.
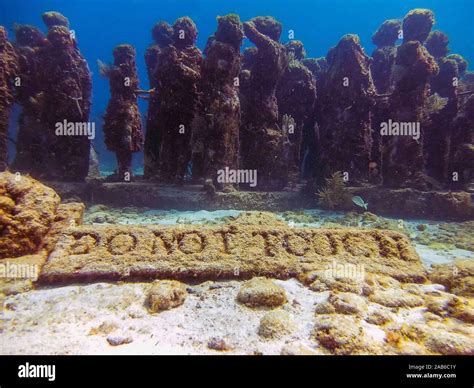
[{"x1": 39, "y1": 225, "x2": 426, "y2": 284}]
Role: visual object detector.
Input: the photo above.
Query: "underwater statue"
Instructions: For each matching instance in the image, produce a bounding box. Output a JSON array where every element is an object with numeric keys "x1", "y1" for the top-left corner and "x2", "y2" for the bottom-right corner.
[
  {"x1": 38, "y1": 14, "x2": 92, "y2": 181},
  {"x1": 380, "y1": 9, "x2": 439, "y2": 189},
  {"x1": 381, "y1": 40, "x2": 439, "y2": 188},
  {"x1": 238, "y1": 46, "x2": 258, "y2": 132},
  {"x1": 371, "y1": 19, "x2": 400, "y2": 94},
  {"x1": 425, "y1": 30, "x2": 450, "y2": 59},
  {"x1": 192, "y1": 14, "x2": 244, "y2": 189},
  {"x1": 0, "y1": 26, "x2": 18, "y2": 172},
  {"x1": 302, "y1": 56, "x2": 328, "y2": 87},
  {"x1": 449, "y1": 95, "x2": 474, "y2": 190},
  {"x1": 425, "y1": 56, "x2": 460, "y2": 184},
  {"x1": 102, "y1": 45, "x2": 143, "y2": 180},
  {"x1": 317, "y1": 34, "x2": 376, "y2": 185},
  {"x1": 276, "y1": 40, "x2": 317, "y2": 185},
  {"x1": 143, "y1": 21, "x2": 173, "y2": 179},
  {"x1": 402, "y1": 8, "x2": 435, "y2": 44},
  {"x1": 239, "y1": 16, "x2": 290, "y2": 190},
  {"x1": 369, "y1": 19, "x2": 401, "y2": 182},
  {"x1": 11, "y1": 24, "x2": 47, "y2": 175},
  {"x1": 155, "y1": 16, "x2": 202, "y2": 183}
]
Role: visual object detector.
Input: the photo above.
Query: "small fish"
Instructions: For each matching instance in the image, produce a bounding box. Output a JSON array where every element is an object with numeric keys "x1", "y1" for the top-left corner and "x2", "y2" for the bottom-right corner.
[{"x1": 352, "y1": 195, "x2": 368, "y2": 210}]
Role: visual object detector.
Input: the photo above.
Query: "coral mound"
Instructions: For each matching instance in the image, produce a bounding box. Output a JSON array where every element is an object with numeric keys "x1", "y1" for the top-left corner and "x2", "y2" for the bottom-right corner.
[{"x1": 0, "y1": 172, "x2": 60, "y2": 258}]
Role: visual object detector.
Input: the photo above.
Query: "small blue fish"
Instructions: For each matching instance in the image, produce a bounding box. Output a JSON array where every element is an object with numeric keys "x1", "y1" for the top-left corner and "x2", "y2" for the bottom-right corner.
[{"x1": 352, "y1": 195, "x2": 368, "y2": 210}]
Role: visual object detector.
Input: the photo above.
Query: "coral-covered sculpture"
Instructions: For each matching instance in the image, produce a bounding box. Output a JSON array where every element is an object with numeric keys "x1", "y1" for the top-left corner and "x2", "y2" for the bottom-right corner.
[
  {"x1": 449, "y1": 95, "x2": 474, "y2": 190},
  {"x1": 318, "y1": 34, "x2": 376, "y2": 184},
  {"x1": 382, "y1": 41, "x2": 439, "y2": 188},
  {"x1": 11, "y1": 25, "x2": 47, "y2": 174},
  {"x1": 0, "y1": 26, "x2": 18, "y2": 171},
  {"x1": 155, "y1": 17, "x2": 202, "y2": 183},
  {"x1": 371, "y1": 19, "x2": 400, "y2": 94},
  {"x1": 402, "y1": 9, "x2": 435, "y2": 43},
  {"x1": 193, "y1": 14, "x2": 243, "y2": 188},
  {"x1": 425, "y1": 57, "x2": 459, "y2": 183},
  {"x1": 447, "y1": 54, "x2": 468, "y2": 78},
  {"x1": 425, "y1": 30, "x2": 450, "y2": 58},
  {"x1": 102, "y1": 44, "x2": 143, "y2": 180},
  {"x1": 144, "y1": 21, "x2": 173, "y2": 179},
  {"x1": 370, "y1": 19, "x2": 401, "y2": 182},
  {"x1": 240, "y1": 16, "x2": 290, "y2": 190},
  {"x1": 38, "y1": 14, "x2": 92, "y2": 181},
  {"x1": 42, "y1": 11, "x2": 70, "y2": 29},
  {"x1": 276, "y1": 40, "x2": 316, "y2": 184}
]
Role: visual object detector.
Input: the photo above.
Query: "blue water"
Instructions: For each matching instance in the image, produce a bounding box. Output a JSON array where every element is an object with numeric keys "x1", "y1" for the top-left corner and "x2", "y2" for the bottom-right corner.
[{"x1": 2, "y1": 0, "x2": 473, "y2": 172}]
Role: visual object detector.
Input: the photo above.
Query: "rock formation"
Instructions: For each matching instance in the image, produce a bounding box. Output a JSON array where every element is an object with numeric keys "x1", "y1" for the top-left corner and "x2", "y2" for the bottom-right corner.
[
  {"x1": 38, "y1": 14, "x2": 92, "y2": 181},
  {"x1": 318, "y1": 34, "x2": 376, "y2": 185},
  {"x1": 155, "y1": 17, "x2": 202, "y2": 183},
  {"x1": 143, "y1": 21, "x2": 173, "y2": 179},
  {"x1": 193, "y1": 14, "x2": 244, "y2": 189},
  {"x1": 240, "y1": 16, "x2": 290, "y2": 190},
  {"x1": 102, "y1": 45, "x2": 143, "y2": 180},
  {"x1": 0, "y1": 27, "x2": 18, "y2": 171}
]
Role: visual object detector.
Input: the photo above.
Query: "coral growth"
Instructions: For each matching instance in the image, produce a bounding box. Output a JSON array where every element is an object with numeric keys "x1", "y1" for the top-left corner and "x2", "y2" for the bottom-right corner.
[
  {"x1": 0, "y1": 171, "x2": 60, "y2": 259},
  {"x1": 316, "y1": 171, "x2": 351, "y2": 210}
]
